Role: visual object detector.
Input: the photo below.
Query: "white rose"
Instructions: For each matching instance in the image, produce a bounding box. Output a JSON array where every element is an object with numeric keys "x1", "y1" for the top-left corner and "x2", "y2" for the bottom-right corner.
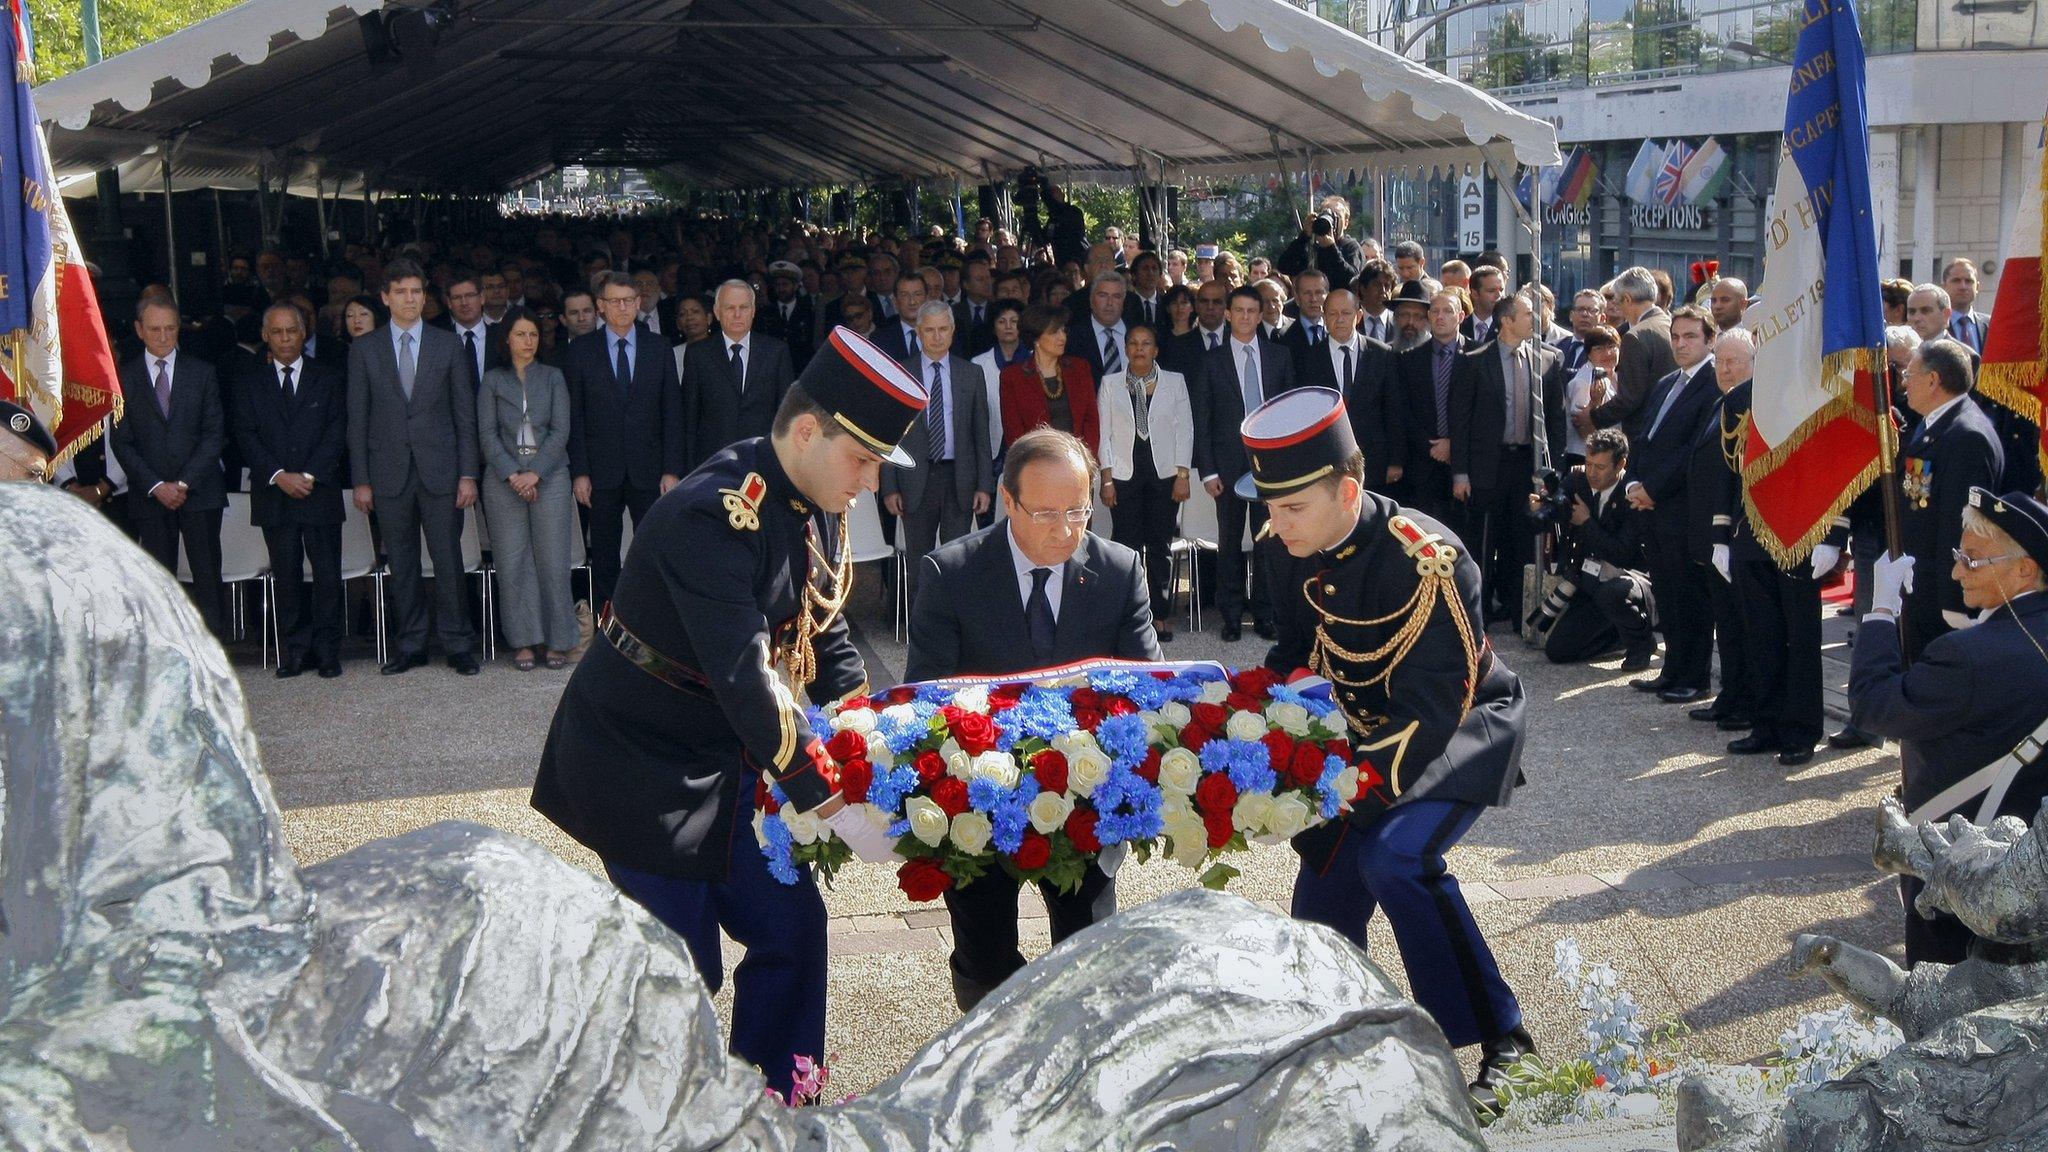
[
  {"x1": 940, "y1": 737, "x2": 965, "y2": 762},
  {"x1": 1028, "y1": 790, "x2": 1074, "y2": 835},
  {"x1": 1164, "y1": 811, "x2": 1211, "y2": 868},
  {"x1": 1161, "y1": 792, "x2": 1194, "y2": 824},
  {"x1": 1335, "y1": 765, "x2": 1360, "y2": 803},
  {"x1": 1157, "y1": 746, "x2": 1203, "y2": 795},
  {"x1": 1198, "y1": 679, "x2": 1231, "y2": 705},
  {"x1": 1232, "y1": 791, "x2": 1276, "y2": 834},
  {"x1": 1306, "y1": 711, "x2": 1343, "y2": 740},
  {"x1": 880, "y1": 702, "x2": 918, "y2": 727},
  {"x1": 865, "y1": 732, "x2": 896, "y2": 768},
  {"x1": 952, "y1": 685, "x2": 990, "y2": 714},
  {"x1": 946, "y1": 749, "x2": 975, "y2": 782},
  {"x1": 834, "y1": 707, "x2": 877, "y2": 735},
  {"x1": 752, "y1": 808, "x2": 770, "y2": 849},
  {"x1": 1265, "y1": 701, "x2": 1312, "y2": 737},
  {"x1": 783, "y1": 808, "x2": 824, "y2": 846},
  {"x1": 905, "y1": 796, "x2": 951, "y2": 847},
  {"x1": 1265, "y1": 794, "x2": 1314, "y2": 839},
  {"x1": 1067, "y1": 747, "x2": 1113, "y2": 798},
  {"x1": 1225, "y1": 709, "x2": 1269, "y2": 743},
  {"x1": 1052, "y1": 730, "x2": 1100, "y2": 762},
  {"x1": 970, "y1": 751, "x2": 1020, "y2": 790},
  {"x1": 950, "y1": 811, "x2": 994, "y2": 855},
  {"x1": 1159, "y1": 701, "x2": 1192, "y2": 728}
]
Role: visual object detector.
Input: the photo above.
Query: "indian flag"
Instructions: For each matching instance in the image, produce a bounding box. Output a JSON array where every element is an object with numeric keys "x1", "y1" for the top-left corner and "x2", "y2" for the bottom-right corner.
[{"x1": 1678, "y1": 138, "x2": 1731, "y2": 205}]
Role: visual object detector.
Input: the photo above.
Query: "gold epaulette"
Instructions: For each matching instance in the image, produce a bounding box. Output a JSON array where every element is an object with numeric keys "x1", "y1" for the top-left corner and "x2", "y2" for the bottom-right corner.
[
  {"x1": 1307, "y1": 512, "x2": 1482, "y2": 729},
  {"x1": 719, "y1": 472, "x2": 767, "y2": 531},
  {"x1": 1387, "y1": 514, "x2": 1459, "y2": 579}
]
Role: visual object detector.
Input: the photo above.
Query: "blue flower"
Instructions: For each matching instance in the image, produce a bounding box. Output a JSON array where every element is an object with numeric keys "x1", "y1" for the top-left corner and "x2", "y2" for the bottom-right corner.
[
  {"x1": 866, "y1": 764, "x2": 919, "y2": 816},
  {"x1": 967, "y1": 775, "x2": 1010, "y2": 814},
  {"x1": 1126, "y1": 678, "x2": 1174, "y2": 711},
  {"x1": 1268, "y1": 682, "x2": 1338, "y2": 719},
  {"x1": 1226, "y1": 740, "x2": 1278, "y2": 795},
  {"x1": 1001, "y1": 688, "x2": 1076, "y2": 748},
  {"x1": 1315, "y1": 754, "x2": 1350, "y2": 820},
  {"x1": 914, "y1": 683, "x2": 954, "y2": 706},
  {"x1": 991, "y1": 793, "x2": 1030, "y2": 854},
  {"x1": 1095, "y1": 713, "x2": 1152, "y2": 770},
  {"x1": 760, "y1": 814, "x2": 801, "y2": 886},
  {"x1": 1198, "y1": 740, "x2": 1235, "y2": 775},
  {"x1": 1093, "y1": 766, "x2": 1164, "y2": 844},
  {"x1": 1089, "y1": 669, "x2": 1142, "y2": 696},
  {"x1": 770, "y1": 782, "x2": 791, "y2": 807},
  {"x1": 805, "y1": 705, "x2": 833, "y2": 734}
]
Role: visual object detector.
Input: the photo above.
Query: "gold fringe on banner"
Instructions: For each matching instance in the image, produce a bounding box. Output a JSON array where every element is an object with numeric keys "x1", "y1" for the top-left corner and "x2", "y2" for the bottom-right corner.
[
  {"x1": 1739, "y1": 346, "x2": 1887, "y2": 568},
  {"x1": 48, "y1": 379, "x2": 124, "y2": 470}
]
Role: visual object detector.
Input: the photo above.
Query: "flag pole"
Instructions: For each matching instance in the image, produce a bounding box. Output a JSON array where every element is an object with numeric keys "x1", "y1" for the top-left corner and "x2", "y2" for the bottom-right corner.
[{"x1": 1873, "y1": 351, "x2": 1912, "y2": 657}]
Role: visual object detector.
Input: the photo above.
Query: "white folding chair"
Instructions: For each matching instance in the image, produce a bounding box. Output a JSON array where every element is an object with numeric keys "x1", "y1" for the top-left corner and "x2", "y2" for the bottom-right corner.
[
  {"x1": 1171, "y1": 482, "x2": 1221, "y2": 631},
  {"x1": 846, "y1": 493, "x2": 907, "y2": 640},
  {"x1": 414, "y1": 511, "x2": 495, "y2": 660},
  {"x1": 181, "y1": 494, "x2": 272, "y2": 660},
  {"x1": 334, "y1": 503, "x2": 383, "y2": 665}
]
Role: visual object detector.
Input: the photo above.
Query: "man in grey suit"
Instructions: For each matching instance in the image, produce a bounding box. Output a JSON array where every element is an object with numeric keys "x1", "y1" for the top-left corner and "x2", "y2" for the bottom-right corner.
[
  {"x1": 1589, "y1": 266, "x2": 1676, "y2": 440},
  {"x1": 681, "y1": 280, "x2": 795, "y2": 472},
  {"x1": 883, "y1": 301, "x2": 994, "y2": 600},
  {"x1": 906, "y1": 427, "x2": 1161, "y2": 1010},
  {"x1": 347, "y1": 257, "x2": 483, "y2": 676}
]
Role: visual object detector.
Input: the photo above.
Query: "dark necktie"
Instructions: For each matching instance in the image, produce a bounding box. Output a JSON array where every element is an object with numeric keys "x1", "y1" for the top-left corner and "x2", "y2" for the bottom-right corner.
[
  {"x1": 154, "y1": 359, "x2": 172, "y2": 417},
  {"x1": 1026, "y1": 567, "x2": 1056, "y2": 662},
  {"x1": 1208, "y1": 330, "x2": 1221, "y2": 352},
  {"x1": 464, "y1": 330, "x2": 479, "y2": 378},
  {"x1": 1341, "y1": 344, "x2": 1355, "y2": 393},
  {"x1": 973, "y1": 303, "x2": 984, "y2": 326},
  {"x1": 730, "y1": 342, "x2": 745, "y2": 392},
  {"x1": 1433, "y1": 344, "x2": 1454, "y2": 436},
  {"x1": 1307, "y1": 322, "x2": 1323, "y2": 347},
  {"x1": 615, "y1": 337, "x2": 631, "y2": 391},
  {"x1": 280, "y1": 364, "x2": 295, "y2": 402},
  {"x1": 1102, "y1": 329, "x2": 1122, "y2": 375},
  {"x1": 927, "y1": 361, "x2": 946, "y2": 462}
]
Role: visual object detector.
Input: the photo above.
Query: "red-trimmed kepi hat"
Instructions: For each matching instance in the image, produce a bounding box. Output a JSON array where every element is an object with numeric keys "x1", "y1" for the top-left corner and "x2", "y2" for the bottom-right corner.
[
  {"x1": 800, "y1": 326, "x2": 929, "y2": 468},
  {"x1": 1236, "y1": 387, "x2": 1359, "y2": 501}
]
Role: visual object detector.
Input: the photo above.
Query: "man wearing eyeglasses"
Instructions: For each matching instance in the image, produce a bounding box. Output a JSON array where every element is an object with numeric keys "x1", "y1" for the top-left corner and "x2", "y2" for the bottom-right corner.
[
  {"x1": 905, "y1": 427, "x2": 1161, "y2": 1011},
  {"x1": 1853, "y1": 486, "x2": 2048, "y2": 965},
  {"x1": 1892, "y1": 338, "x2": 2004, "y2": 662}
]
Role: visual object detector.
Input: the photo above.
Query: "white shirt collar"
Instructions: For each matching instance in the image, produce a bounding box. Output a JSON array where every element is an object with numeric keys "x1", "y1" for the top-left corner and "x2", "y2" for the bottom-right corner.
[
  {"x1": 1229, "y1": 332, "x2": 1259, "y2": 351},
  {"x1": 455, "y1": 319, "x2": 488, "y2": 338},
  {"x1": 1006, "y1": 525, "x2": 1067, "y2": 613},
  {"x1": 1922, "y1": 391, "x2": 1968, "y2": 428},
  {"x1": 273, "y1": 356, "x2": 304, "y2": 380},
  {"x1": 726, "y1": 331, "x2": 751, "y2": 353},
  {"x1": 921, "y1": 351, "x2": 948, "y2": 376},
  {"x1": 149, "y1": 348, "x2": 178, "y2": 374}
]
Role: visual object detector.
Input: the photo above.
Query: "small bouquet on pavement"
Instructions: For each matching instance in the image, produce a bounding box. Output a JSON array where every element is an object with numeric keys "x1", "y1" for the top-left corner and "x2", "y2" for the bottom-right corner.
[{"x1": 753, "y1": 660, "x2": 1378, "y2": 899}]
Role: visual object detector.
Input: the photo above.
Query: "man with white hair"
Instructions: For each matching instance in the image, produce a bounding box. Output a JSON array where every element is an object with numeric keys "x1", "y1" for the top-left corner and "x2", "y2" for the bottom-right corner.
[
  {"x1": 681, "y1": 279, "x2": 795, "y2": 471},
  {"x1": 1591, "y1": 266, "x2": 1677, "y2": 438}
]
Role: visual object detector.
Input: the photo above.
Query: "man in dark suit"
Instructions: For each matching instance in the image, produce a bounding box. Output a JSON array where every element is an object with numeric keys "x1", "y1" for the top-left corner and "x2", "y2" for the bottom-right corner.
[
  {"x1": 883, "y1": 302, "x2": 994, "y2": 599},
  {"x1": 437, "y1": 272, "x2": 497, "y2": 389},
  {"x1": 346, "y1": 257, "x2": 482, "y2": 676},
  {"x1": 1278, "y1": 269, "x2": 1332, "y2": 362},
  {"x1": 953, "y1": 254, "x2": 998, "y2": 358},
  {"x1": 867, "y1": 272, "x2": 927, "y2": 363},
  {"x1": 1592, "y1": 267, "x2": 1677, "y2": 438},
  {"x1": 1459, "y1": 266, "x2": 1508, "y2": 347},
  {"x1": 1298, "y1": 287, "x2": 1404, "y2": 493},
  {"x1": 1121, "y1": 251, "x2": 1166, "y2": 333},
  {"x1": 1395, "y1": 286, "x2": 1470, "y2": 526},
  {"x1": 906, "y1": 427, "x2": 1161, "y2": 1010},
  {"x1": 1620, "y1": 305, "x2": 1724, "y2": 702},
  {"x1": 1527, "y1": 427, "x2": 1654, "y2": 667},
  {"x1": 1066, "y1": 271, "x2": 1130, "y2": 386},
  {"x1": 758, "y1": 262, "x2": 816, "y2": 369},
  {"x1": 1449, "y1": 294, "x2": 1560, "y2": 625},
  {"x1": 113, "y1": 297, "x2": 230, "y2": 637},
  {"x1": 1943, "y1": 258, "x2": 1989, "y2": 354},
  {"x1": 1894, "y1": 338, "x2": 2006, "y2": 661},
  {"x1": 569, "y1": 272, "x2": 686, "y2": 610},
  {"x1": 1194, "y1": 285, "x2": 1297, "y2": 641},
  {"x1": 1908, "y1": 282, "x2": 2043, "y2": 499},
  {"x1": 1682, "y1": 319, "x2": 1755, "y2": 733},
  {"x1": 233, "y1": 302, "x2": 348, "y2": 678},
  {"x1": 682, "y1": 278, "x2": 794, "y2": 473},
  {"x1": 1161, "y1": 277, "x2": 1230, "y2": 379}
]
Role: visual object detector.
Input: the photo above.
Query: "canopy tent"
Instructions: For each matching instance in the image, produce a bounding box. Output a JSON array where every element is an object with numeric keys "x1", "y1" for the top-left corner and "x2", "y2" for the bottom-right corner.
[{"x1": 34, "y1": 0, "x2": 1559, "y2": 197}]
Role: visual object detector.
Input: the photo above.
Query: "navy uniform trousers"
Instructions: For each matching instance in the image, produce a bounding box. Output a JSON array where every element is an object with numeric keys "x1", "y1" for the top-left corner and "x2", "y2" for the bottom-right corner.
[
  {"x1": 603, "y1": 784, "x2": 828, "y2": 1098},
  {"x1": 1290, "y1": 798, "x2": 1522, "y2": 1048}
]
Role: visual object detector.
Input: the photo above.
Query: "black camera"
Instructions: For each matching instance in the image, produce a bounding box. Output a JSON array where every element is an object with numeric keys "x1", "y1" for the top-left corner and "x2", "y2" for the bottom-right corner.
[
  {"x1": 1310, "y1": 211, "x2": 1335, "y2": 237},
  {"x1": 1016, "y1": 166, "x2": 1044, "y2": 211},
  {"x1": 1531, "y1": 467, "x2": 1574, "y2": 527}
]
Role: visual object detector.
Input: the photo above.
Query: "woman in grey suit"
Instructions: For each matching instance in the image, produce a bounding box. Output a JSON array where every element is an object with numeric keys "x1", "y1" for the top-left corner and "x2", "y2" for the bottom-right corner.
[{"x1": 477, "y1": 308, "x2": 578, "y2": 669}]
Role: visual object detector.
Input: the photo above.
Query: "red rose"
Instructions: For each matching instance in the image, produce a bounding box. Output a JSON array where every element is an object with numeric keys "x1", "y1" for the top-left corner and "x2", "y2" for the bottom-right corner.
[
  {"x1": 1179, "y1": 723, "x2": 1211, "y2": 753},
  {"x1": 1011, "y1": 830, "x2": 1052, "y2": 871},
  {"x1": 1070, "y1": 687, "x2": 1102, "y2": 711},
  {"x1": 1104, "y1": 695, "x2": 1138, "y2": 716},
  {"x1": 1261, "y1": 730, "x2": 1295, "y2": 769},
  {"x1": 1189, "y1": 702, "x2": 1230, "y2": 736},
  {"x1": 989, "y1": 684, "x2": 1027, "y2": 712},
  {"x1": 1031, "y1": 749, "x2": 1070, "y2": 795},
  {"x1": 1324, "y1": 739, "x2": 1349, "y2": 762},
  {"x1": 914, "y1": 750, "x2": 947, "y2": 783},
  {"x1": 1195, "y1": 772, "x2": 1238, "y2": 816},
  {"x1": 1203, "y1": 808, "x2": 1236, "y2": 849},
  {"x1": 839, "y1": 759, "x2": 874, "y2": 804},
  {"x1": 1134, "y1": 747, "x2": 1162, "y2": 785},
  {"x1": 1074, "y1": 707, "x2": 1105, "y2": 733},
  {"x1": 1233, "y1": 666, "x2": 1282, "y2": 696},
  {"x1": 1065, "y1": 808, "x2": 1102, "y2": 853},
  {"x1": 944, "y1": 707, "x2": 1000, "y2": 755},
  {"x1": 755, "y1": 778, "x2": 781, "y2": 816},
  {"x1": 825, "y1": 729, "x2": 868, "y2": 765},
  {"x1": 886, "y1": 686, "x2": 918, "y2": 705},
  {"x1": 841, "y1": 695, "x2": 873, "y2": 713},
  {"x1": 898, "y1": 857, "x2": 953, "y2": 902},
  {"x1": 931, "y1": 776, "x2": 971, "y2": 817},
  {"x1": 1288, "y1": 744, "x2": 1327, "y2": 790}
]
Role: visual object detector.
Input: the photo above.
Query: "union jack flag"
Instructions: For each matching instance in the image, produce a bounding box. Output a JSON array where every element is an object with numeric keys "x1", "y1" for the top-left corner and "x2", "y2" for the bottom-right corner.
[{"x1": 1654, "y1": 140, "x2": 1695, "y2": 207}]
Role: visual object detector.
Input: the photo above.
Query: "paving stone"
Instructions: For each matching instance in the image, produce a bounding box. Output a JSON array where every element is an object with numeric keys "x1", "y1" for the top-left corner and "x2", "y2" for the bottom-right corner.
[
  {"x1": 1595, "y1": 868, "x2": 1700, "y2": 892},
  {"x1": 1489, "y1": 873, "x2": 1614, "y2": 901},
  {"x1": 827, "y1": 927, "x2": 946, "y2": 956}
]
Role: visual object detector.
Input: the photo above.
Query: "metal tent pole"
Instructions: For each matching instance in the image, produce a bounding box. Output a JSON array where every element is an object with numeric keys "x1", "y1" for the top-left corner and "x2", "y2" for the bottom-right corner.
[{"x1": 161, "y1": 139, "x2": 180, "y2": 307}]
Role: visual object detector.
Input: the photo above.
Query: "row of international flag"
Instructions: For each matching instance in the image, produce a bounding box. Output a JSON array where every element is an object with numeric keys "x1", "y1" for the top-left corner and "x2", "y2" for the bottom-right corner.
[{"x1": 1526, "y1": 138, "x2": 1731, "y2": 212}]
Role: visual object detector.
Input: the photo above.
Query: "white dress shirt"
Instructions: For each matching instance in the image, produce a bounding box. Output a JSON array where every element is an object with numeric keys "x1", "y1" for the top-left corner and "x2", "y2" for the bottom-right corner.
[
  {"x1": 1325, "y1": 334, "x2": 1363, "y2": 387},
  {"x1": 1007, "y1": 526, "x2": 1065, "y2": 618},
  {"x1": 267, "y1": 356, "x2": 308, "y2": 487},
  {"x1": 454, "y1": 320, "x2": 490, "y2": 383},
  {"x1": 920, "y1": 353, "x2": 956, "y2": 460},
  {"x1": 725, "y1": 331, "x2": 752, "y2": 390},
  {"x1": 144, "y1": 349, "x2": 180, "y2": 496}
]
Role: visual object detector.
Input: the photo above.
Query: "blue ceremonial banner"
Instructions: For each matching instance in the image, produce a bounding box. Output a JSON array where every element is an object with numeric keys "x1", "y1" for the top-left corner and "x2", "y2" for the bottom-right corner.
[
  {"x1": 1741, "y1": 0, "x2": 1887, "y2": 565},
  {"x1": 2, "y1": 0, "x2": 54, "y2": 343}
]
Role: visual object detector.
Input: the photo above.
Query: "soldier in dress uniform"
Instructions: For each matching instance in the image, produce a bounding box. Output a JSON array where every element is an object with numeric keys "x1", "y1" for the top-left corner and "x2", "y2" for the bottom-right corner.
[
  {"x1": 531, "y1": 327, "x2": 925, "y2": 1096},
  {"x1": 1244, "y1": 387, "x2": 1534, "y2": 1110},
  {"x1": 1852, "y1": 486, "x2": 2048, "y2": 966}
]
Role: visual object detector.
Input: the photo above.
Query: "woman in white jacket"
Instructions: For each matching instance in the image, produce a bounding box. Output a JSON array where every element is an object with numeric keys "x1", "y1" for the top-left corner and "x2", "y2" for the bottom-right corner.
[{"x1": 1097, "y1": 324, "x2": 1193, "y2": 640}]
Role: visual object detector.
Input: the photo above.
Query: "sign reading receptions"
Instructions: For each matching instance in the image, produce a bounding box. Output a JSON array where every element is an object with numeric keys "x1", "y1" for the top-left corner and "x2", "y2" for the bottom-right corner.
[{"x1": 1629, "y1": 203, "x2": 1710, "y2": 230}]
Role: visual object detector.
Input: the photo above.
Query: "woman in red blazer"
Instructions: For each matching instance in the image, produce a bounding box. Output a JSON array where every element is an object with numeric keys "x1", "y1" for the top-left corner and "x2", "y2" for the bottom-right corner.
[{"x1": 999, "y1": 303, "x2": 1099, "y2": 457}]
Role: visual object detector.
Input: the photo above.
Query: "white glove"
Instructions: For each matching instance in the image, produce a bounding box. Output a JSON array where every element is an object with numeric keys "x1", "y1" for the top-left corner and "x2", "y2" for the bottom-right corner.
[
  {"x1": 1711, "y1": 544, "x2": 1731, "y2": 584},
  {"x1": 1869, "y1": 552, "x2": 1915, "y2": 618},
  {"x1": 822, "y1": 805, "x2": 898, "y2": 863},
  {"x1": 1096, "y1": 841, "x2": 1130, "y2": 877},
  {"x1": 1811, "y1": 543, "x2": 1842, "y2": 580}
]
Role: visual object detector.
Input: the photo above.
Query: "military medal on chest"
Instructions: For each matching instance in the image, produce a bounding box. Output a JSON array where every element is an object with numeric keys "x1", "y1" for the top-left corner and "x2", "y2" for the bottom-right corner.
[{"x1": 1901, "y1": 457, "x2": 1933, "y2": 510}]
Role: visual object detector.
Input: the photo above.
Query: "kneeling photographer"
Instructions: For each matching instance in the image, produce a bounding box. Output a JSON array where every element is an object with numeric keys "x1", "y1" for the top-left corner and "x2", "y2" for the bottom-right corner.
[{"x1": 1526, "y1": 428, "x2": 1656, "y2": 668}]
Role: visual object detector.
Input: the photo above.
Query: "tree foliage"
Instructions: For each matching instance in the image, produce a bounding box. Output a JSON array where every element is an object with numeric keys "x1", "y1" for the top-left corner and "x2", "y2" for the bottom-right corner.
[{"x1": 25, "y1": 0, "x2": 240, "y2": 81}]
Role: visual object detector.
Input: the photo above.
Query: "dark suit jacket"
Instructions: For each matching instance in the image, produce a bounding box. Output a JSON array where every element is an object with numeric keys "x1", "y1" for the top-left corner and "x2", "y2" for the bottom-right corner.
[
  {"x1": 1594, "y1": 307, "x2": 1676, "y2": 436},
  {"x1": 906, "y1": 525, "x2": 1161, "y2": 681},
  {"x1": 953, "y1": 298, "x2": 997, "y2": 359},
  {"x1": 1899, "y1": 394, "x2": 2005, "y2": 631},
  {"x1": 346, "y1": 323, "x2": 480, "y2": 498},
  {"x1": 1625, "y1": 363, "x2": 1720, "y2": 515},
  {"x1": 1161, "y1": 326, "x2": 1226, "y2": 380},
  {"x1": 1684, "y1": 389, "x2": 1736, "y2": 564},
  {"x1": 1396, "y1": 337, "x2": 1475, "y2": 458},
  {"x1": 1562, "y1": 469, "x2": 1645, "y2": 572},
  {"x1": 758, "y1": 296, "x2": 817, "y2": 368},
  {"x1": 112, "y1": 352, "x2": 228, "y2": 518},
  {"x1": 232, "y1": 358, "x2": 348, "y2": 527},
  {"x1": 1296, "y1": 334, "x2": 1405, "y2": 487},
  {"x1": 564, "y1": 325, "x2": 685, "y2": 488},
  {"x1": 881, "y1": 354, "x2": 994, "y2": 509},
  {"x1": 1447, "y1": 339, "x2": 1560, "y2": 493},
  {"x1": 1066, "y1": 314, "x2": 1129, "y2": 385},
  {"x1": 1122, "y1": 293, "x2": 1167, "y2": 334},
  {"x1": 683, "y1": 331, "x2": 794, "y2": 473},
  {"x1": 869, "y1": 317, "x2": 920, "y2": 364},
  {"x1": 1193, "y1": 336, "x2": 1296, "y2": 483}
]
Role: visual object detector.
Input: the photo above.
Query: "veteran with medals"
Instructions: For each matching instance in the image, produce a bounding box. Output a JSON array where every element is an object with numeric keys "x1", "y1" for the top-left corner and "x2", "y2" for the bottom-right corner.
[
  {"x1": 1853, "y1": 487, "x2": 2048, "y2": 966},
  {"x1": 1243, "y1": 387, "x2": 1534, "y2": 1109},
  {"x1": 532, "y1": 327, "x2": 924, "y2": 1096},
  {"x1": 1893, "y1": 338, "x2": 2003, "y2": 662}
]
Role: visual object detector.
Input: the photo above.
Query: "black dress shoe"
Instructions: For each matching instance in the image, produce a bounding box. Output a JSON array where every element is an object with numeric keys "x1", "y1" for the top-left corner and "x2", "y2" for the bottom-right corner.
[
  {"x1": 1779, "y1": 747, "x2": 1816, "y2": 766},
  {"x1": 448, "y1": 653, "x2": 481, "y2": 676},
  {"x1": 1657, "y1": 686, "x2": 1706, "y2": 704},
  {"x1": 1619, "y1": 644, "x2": 1655, "y2": 672},
  {"x1": 381, "y1": 651, "x2": 429, "y2": 676},
  {"x1": 318, "y1": 661, "x2": 344, "y2": 679},
  {"x1": 1220, "y1": 623, "x2": 1242, "y2": 642},
  {"x1": 1828, "y1": 727, "x2": 1875, "y2": 749},
  {"x1": 1469, "y1": 1026, "x2": 1537, "y2": 1112},
  {"x1": 1251, "y1": 620, "x2": 1278, "y2": 641},
  {"x1": 275, "y1": 656, "x2": 306, "y2": 679},
  {"x1": 1716, "y1": 715, "x2": 1755, "y2": 731},
  {"x1": 1631, "y1": 675, "x2": 1671, "y2": 693},
  {"x1": 1726, "y1": 733, "x2": 1773, "y2": 755},
  {"x1": 1687, "y1": 703, "x2": 1722, "y2": 721}
]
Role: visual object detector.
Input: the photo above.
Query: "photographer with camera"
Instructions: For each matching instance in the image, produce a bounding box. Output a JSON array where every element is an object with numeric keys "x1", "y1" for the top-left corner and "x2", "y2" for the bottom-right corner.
[
  {"x1": 1016, "y1": 168, "x2": 1089, "y2": 269},
  {"x1": 1525, "y1": 428, "x2": 1655, "y2": 668},
  {"x1": 1277, "y1": 194, "x2": 1366, "y2": 291}
]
